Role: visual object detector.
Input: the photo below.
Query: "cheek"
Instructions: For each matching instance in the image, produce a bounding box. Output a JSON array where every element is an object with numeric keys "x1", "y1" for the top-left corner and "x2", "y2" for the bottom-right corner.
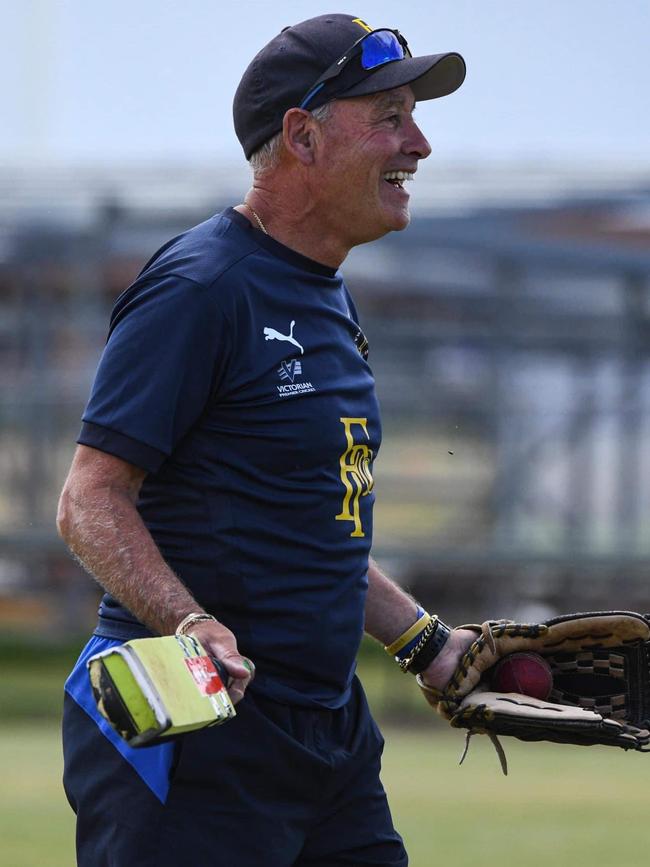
[
  {"x1": 323, "y1": 160, "x2": 369, "y2": 197},
  {"x1": 317, "y1": 139, "x2": 385, "y2": 202}
]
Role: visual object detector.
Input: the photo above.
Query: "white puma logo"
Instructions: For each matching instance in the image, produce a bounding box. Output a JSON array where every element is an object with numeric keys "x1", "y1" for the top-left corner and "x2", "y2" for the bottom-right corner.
[{"x1": 263, "y1": 320, "x2": 304, "y2": 355}]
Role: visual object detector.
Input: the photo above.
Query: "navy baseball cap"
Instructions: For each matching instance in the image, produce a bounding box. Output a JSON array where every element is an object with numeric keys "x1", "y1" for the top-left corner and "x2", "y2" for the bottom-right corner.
[{"x1": 234, "y1": 13, "x2": 466, "y2": 159}]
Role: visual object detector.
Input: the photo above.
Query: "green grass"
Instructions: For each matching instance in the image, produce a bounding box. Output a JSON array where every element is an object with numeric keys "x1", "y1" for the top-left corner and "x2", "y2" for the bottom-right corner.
[
  {"x1": 0, "y1": 635, "x2": 83, "y2": 721},
  {"x1": 0, "y1": 723, "x2": 75, "y2": 867},
  {"x1": 2, "y1": 720, "x2": 649, "y2": 867},
  {"x1": 382, "y1": 728, "x2": 650, "y2": 867}
]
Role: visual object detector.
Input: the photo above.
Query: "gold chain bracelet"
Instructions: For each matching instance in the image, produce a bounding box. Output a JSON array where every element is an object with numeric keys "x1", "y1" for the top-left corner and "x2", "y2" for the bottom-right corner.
[
  {"x1": 398, "y1": 617, "x2": 439, "y2": 672},
  {"x1": 175, "y1": 612, "x2": 217, "y2": 637}
]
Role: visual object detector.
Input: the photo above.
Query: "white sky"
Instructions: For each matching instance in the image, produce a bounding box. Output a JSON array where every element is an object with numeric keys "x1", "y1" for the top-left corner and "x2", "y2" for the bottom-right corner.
[{"x1": 3, "y1": 0, "x2": 649, "y2": 164}]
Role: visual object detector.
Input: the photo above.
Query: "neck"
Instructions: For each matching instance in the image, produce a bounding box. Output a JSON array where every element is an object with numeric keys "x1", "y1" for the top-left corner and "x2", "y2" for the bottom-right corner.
[{"x1": 236, "y1": 182, "x2": 353, "y2": 270}]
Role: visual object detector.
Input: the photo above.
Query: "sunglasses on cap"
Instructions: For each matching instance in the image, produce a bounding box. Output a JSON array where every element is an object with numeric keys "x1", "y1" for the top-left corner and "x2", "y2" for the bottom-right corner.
[{"x1": 298, "y1": 28, "x2": 412, "y2": 110}]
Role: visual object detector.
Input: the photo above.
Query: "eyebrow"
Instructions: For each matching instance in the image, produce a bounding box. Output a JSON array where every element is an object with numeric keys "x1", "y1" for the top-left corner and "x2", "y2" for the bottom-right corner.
[{"x1": 372, "y1": 92, "x2": 416, "y2": 113}]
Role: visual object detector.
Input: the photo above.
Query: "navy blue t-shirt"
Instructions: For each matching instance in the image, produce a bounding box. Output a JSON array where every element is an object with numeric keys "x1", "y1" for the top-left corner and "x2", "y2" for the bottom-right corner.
[{"x1": 79, "y1": 208, "x2": 381, "y2": 708}]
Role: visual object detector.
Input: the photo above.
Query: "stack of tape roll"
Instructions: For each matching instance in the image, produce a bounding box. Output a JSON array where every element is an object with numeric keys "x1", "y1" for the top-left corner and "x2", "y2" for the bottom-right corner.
[{"x1": 87, "y1": 634, "x2": 235, "y2": 747}]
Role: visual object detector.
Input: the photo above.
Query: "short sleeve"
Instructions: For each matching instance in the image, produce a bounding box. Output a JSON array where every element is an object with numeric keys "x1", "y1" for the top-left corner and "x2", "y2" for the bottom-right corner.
[{"x1": 79, "y1": 274, "x2": 229, "y2": 472}]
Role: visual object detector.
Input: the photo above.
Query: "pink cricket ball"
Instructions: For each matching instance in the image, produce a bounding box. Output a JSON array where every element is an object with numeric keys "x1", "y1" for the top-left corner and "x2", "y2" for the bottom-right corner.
[{"x1": 491, "y1": 652, "x2": 553, "y2": 700}]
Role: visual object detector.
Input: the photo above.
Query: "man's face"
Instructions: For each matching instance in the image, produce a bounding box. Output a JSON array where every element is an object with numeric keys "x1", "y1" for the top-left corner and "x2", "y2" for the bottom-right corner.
[{"x1": 312, "y1": 85, "x2": 431, "y2": 244}]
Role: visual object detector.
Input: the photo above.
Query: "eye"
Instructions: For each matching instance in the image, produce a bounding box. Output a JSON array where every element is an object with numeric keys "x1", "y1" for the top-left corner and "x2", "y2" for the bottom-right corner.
[{"x1": 385, "y1": 114, "x2": 401, "y2": 127}]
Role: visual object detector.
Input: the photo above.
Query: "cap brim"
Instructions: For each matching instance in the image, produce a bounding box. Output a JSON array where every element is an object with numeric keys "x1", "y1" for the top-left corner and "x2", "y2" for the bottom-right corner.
[{"x1": 337, "y1": 52, "x2": 466, "y2": 103}]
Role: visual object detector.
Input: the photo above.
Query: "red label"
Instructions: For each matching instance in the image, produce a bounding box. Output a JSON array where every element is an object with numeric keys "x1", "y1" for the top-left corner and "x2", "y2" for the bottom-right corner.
[{"x1": 184, "y1": 657, "x2": 224, "y2": 696}]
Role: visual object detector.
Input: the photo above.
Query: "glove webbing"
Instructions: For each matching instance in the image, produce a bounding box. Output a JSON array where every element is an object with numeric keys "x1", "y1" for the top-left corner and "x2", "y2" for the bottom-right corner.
[{"x1": 547, "y1": 644, "x2": 650, "y2": 728}]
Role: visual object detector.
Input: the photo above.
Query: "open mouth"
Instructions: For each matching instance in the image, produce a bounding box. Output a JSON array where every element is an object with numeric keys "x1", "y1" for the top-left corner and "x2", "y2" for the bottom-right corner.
[{"x1": 382, "y1": 170, "x2": 414, "y2": 190}]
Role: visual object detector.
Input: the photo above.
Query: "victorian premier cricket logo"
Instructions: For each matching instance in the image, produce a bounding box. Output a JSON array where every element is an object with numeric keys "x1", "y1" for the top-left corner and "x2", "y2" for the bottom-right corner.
[
  {"x1": 336, "y1": 417, "x2": 374, "y2": 537},
  {"x1": 264, "y1": 320, "x2": 315, "y2": 397},
  {"x1": 278, "y1": 359, "x2": 302, "y2": 383}
]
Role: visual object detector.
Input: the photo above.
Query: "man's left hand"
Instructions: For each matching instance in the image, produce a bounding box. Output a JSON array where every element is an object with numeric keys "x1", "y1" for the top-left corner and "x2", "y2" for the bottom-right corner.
[{"x1": 418, "y1": 627, "x2": 476, "y2": 692}]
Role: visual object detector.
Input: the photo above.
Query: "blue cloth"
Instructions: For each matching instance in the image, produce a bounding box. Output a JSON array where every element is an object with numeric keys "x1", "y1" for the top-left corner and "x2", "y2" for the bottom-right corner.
[
  {"x1": 79, "y1": 208, "x2": 381, "y2": 709},
  {"x1": 64, "y1": 635, "x2": 175, "y2": 804}
]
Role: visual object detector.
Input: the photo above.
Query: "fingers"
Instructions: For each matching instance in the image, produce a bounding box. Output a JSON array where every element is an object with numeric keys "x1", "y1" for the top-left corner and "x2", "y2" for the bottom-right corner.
[
  {"x1": 185, "y1": 619, "x2": 255, "y2": 705},
  {"x1": 221, "y1": 653, "x2": 255, "y2": 680},
  {"x1": 220, "y1": 653, "x2": 255, "y2": 705}
]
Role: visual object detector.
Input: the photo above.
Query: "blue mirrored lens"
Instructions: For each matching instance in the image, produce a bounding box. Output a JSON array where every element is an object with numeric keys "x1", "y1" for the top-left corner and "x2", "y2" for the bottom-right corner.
[{"x1": 360, "y1": 32, "x2": 405, "y2": 70}]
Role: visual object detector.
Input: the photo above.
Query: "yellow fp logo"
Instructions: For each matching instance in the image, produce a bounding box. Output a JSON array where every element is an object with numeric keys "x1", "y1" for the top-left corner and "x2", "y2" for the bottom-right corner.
[{"x1": 336, "y1": 417, "x2": 374, "y2": 538}]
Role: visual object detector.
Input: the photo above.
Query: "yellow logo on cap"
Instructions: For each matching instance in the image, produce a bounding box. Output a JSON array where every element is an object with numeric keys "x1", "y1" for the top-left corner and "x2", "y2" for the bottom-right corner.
[{"x1": 352, "y1": 18, "x2": 373, "y2": 33}]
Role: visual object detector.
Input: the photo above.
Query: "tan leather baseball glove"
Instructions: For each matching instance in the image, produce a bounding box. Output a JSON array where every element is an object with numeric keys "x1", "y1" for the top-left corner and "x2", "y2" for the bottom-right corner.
[{"x1": 418, "y1": 611, "x2": 650, "y2": 773}]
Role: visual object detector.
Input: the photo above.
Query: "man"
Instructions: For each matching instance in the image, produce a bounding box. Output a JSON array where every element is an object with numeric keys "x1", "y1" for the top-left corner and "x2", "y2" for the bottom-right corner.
[{"x1": 58, "y1": 13, "x2": 473, "y2": 866}]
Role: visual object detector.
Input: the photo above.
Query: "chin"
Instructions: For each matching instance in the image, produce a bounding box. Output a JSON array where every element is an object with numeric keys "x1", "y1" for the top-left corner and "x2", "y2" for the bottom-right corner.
[
  {"x1": 394, "y1": 210, "x2": 411, "y2": 231},
  {"x1": 354, "y1": 205, "x2": 411, "y2": 244},
  {"x1": 384, "y1": 206, "x2": 411, "y2": 232},
  {"x1": 376, "y1": 186, "x2": 411, "y2": 233}
]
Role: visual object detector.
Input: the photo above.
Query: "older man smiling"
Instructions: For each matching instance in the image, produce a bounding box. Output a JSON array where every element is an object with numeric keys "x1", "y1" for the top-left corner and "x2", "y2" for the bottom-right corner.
[{"x1": 58, "y1": 13, "x2": 470, "y2": 866}]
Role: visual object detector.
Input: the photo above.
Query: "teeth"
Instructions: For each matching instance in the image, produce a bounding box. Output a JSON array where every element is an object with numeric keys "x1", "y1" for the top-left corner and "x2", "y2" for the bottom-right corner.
[{"x1": 383, "y1": 171, "x2": 414, "y2": 181}]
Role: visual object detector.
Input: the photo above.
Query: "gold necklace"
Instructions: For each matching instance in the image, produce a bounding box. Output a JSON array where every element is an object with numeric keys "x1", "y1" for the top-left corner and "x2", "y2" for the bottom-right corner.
[{"x1": 243, "y1": 202, "x2": 268, "y2": 235}]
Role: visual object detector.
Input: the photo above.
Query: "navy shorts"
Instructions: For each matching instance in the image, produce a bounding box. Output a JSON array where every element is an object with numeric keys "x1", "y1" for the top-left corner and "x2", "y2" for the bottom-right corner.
[{"x1": 62, "y1": 636, "x2": 408, "y2": 866}]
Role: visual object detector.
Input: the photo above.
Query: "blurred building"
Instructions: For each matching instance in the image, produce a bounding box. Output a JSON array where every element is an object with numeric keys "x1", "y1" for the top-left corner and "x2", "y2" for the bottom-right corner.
[{"x1": 1, "y1": 160, "x2": 650, "y2": 632}]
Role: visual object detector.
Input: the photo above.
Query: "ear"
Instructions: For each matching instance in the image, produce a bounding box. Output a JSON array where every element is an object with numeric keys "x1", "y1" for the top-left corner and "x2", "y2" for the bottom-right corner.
[{"x1": 282, "y1": 108, "x2": 320, "y2": 166}]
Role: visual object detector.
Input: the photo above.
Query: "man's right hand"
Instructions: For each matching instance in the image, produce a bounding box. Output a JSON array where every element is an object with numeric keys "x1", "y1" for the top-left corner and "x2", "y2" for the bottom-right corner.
[{"x1": 187, "y1": 619, "x2": 255, "y2": 705}]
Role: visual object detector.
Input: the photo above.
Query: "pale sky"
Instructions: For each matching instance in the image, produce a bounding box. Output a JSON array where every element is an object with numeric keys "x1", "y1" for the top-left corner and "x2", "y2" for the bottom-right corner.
[{"x1": 3, "y1": 0, "x2": 649, "y2": 164}]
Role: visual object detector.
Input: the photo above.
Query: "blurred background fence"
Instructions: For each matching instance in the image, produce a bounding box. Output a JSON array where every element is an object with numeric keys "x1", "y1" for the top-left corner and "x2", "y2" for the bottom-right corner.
[{"x1": 2, "y1": 160, "x2": 650, "y2": 640}]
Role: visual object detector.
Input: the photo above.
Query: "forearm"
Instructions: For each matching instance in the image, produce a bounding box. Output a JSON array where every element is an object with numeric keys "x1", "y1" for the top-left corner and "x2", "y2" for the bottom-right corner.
[
  {"x1": 364, "y1": 556, "x2": 477, "y2": 690},
  {"x1": 364, "y1": 557, "x2": 420, "y2": 646},
  {"x1": 57, "y1": 445, "x2": 253, "y2": 702},
  {"x1": 58, "y1": 484, "x2": 201, "y2": 636}
]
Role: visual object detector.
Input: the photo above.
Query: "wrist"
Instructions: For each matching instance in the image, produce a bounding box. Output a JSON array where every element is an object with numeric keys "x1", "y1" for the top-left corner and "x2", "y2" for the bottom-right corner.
[
  {"x1": 385, "y1": 607, "x2": 429, "y2": 657},
  {"x1": 175, "y1": 611, "x2": 216, "y2": 636},
  {"x1": 403, "y1": 619, "x2": 452, "y2": 674},
  {"x1": 384, "y1": 610, "x2": 452, "y2": 675}
]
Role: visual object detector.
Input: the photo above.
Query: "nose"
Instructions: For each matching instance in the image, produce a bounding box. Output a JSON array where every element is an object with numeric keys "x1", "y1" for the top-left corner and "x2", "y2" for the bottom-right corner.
[{"x1": 403, "y1": 117, "x2": 432, "y2": 160}]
